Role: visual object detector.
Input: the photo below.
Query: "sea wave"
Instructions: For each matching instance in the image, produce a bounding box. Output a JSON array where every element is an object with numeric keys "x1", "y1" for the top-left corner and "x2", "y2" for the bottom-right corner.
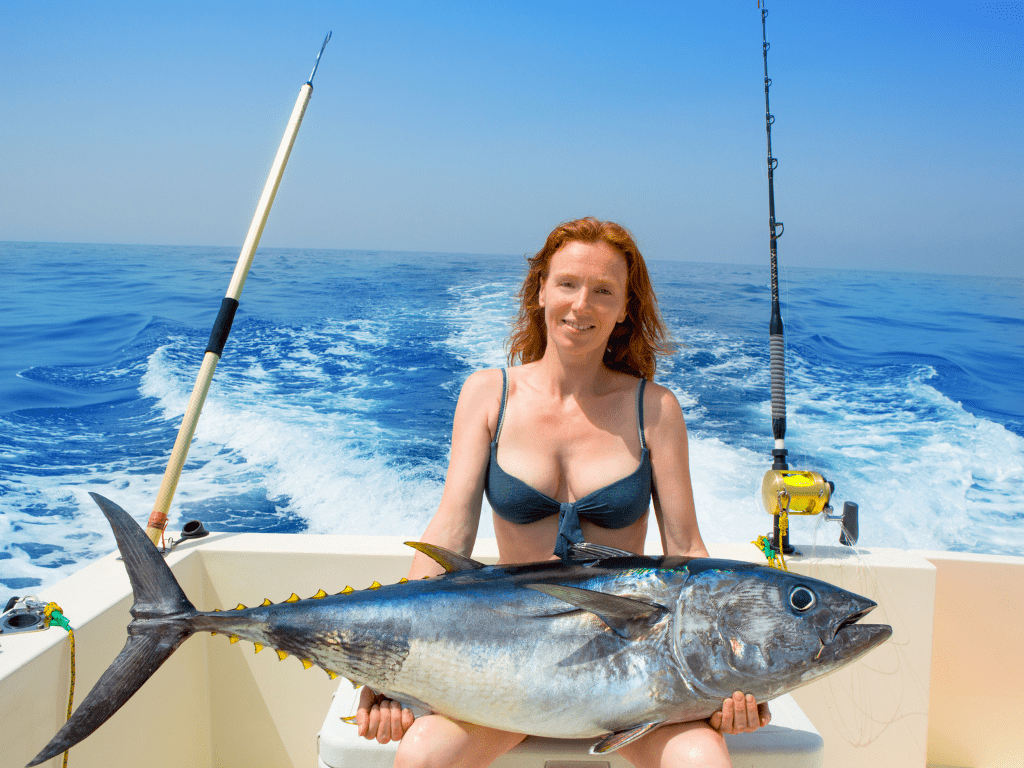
[{"x1": 2, "y1": 244, "x2": 1021, "y2": 607}]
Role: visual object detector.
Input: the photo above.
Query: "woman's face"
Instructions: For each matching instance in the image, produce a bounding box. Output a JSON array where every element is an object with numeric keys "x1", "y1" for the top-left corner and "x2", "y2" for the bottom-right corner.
[{"x1": 538, "y1": 240, "x2": 629, "y2": 357}]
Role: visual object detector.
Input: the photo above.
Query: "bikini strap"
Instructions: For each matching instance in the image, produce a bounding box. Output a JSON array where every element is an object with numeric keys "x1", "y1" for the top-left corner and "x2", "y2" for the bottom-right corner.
[
  {"x1": 494, "y1": 368, "x2": 509, "y2": 444},
  {"x1": 636, "y1": 378, "x2": 648, "y2": 450}
]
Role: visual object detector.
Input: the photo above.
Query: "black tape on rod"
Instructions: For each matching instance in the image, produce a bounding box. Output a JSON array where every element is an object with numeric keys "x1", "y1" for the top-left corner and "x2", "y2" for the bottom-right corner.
[{"x1": 205, "y1": 297, "x2": 240, "y2": 357}]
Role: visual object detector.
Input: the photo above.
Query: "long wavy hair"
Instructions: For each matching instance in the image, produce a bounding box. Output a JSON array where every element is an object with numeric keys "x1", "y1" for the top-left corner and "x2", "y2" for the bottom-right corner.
[{"x1": 507, "y1": 218, "x2": 672, "y2": 379}]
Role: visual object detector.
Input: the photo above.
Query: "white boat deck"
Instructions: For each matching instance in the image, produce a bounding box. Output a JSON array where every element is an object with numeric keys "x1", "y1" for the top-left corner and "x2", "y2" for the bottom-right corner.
[{"x1": 1, "y1": 532, "x2": 1021, "y2": 768}]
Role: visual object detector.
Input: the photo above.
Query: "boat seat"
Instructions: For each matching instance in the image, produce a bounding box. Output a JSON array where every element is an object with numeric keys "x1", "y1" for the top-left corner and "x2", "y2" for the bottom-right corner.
[{"x1": 317, "y1": 684, "x2": 823, "y2": 768}]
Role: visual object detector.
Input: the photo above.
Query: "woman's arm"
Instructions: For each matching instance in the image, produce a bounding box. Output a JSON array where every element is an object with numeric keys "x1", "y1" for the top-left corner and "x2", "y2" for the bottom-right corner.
[
  {"x1": 358, "y1": 368, "x2": 501, "y2": 741},
  {"x1": 644, "y1": 383, "x2": 709, "y2": 558},
  {"x1": 406, "y1": 368, "x2": 500, "y2": 577},
  {"x1": 644, "y1": 382, "x2": 771, "y2": 733}
]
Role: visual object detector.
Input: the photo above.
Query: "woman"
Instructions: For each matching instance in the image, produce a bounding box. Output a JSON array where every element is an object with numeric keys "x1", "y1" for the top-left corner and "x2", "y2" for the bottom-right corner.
[{"x1": 357, "y1": 218, "x2": 769, "y2": 768}]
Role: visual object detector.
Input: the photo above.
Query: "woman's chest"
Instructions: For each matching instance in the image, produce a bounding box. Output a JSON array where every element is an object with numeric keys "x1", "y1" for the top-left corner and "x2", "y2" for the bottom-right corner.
[{"x1": 497, "y1": 402, "x2": 642, "y2": 503}]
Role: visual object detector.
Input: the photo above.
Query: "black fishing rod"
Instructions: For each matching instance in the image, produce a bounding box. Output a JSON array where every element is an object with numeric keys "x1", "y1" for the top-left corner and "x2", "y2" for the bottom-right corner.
[
  {"x1": 754, "y1": 5, "x2": 858, "y2": 562},
  {"x1": 762, "y1": 5, "x2": 786, "y2": 472},
  {"x1": 760, "y1": 4, "x2": 792, "y2": 553}
]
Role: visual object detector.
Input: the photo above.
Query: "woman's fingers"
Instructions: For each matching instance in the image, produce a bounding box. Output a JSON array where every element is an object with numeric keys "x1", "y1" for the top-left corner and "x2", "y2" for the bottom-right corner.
[
  {"x1": 375, "y1": 697, "x2": 391, "y2": 743},
  {"x1": 356, "y1": 686, "x2": 376, "y2": 738},
  {"x1": 713, "y1": 692, "x2": 765, "y2": 734},
  {"x1": 355, "y1": 687, "x2": 416, "y2": 743},
  {"x1": 388, "y1": 697, "x2": 409, "y2": 741},
  {"x1": 740, "y1": 693, "x2": 758, "y2": 731}
]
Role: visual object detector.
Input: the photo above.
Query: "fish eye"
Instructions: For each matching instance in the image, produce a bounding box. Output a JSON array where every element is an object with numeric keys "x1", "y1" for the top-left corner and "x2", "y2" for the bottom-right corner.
[{"x1": 790, "y1": 586, "x2": 816, "y2": 612}]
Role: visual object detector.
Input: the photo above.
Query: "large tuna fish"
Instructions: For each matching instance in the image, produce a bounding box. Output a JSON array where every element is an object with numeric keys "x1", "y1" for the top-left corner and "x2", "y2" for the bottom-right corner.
[{"x1": 30, "y1": 493, "x2": 891, "y2": 765}]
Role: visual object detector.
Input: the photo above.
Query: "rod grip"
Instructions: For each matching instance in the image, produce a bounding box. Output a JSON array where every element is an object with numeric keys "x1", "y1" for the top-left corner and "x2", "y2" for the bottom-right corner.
[
  {"x1": 769, "y1": 332, "x2": 786, "y2": 423},
  {"x1": 206, "y1": 297, "x2": 240, "y2": 357}
]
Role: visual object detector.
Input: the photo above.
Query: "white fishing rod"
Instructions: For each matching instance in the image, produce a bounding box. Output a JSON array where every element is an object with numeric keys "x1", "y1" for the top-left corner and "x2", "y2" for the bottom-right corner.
[{"x1": 145, "y1": 32, "x2": 331, "y2": 546}]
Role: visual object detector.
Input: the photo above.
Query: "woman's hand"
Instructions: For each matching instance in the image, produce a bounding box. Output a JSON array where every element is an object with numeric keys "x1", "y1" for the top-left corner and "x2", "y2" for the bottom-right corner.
[
  {"x1": 356, "y1": 686, "x2": 416, "y2": 743},
  {"x1": 708, "y1": 692, "x2": 771, "y2": 734}
]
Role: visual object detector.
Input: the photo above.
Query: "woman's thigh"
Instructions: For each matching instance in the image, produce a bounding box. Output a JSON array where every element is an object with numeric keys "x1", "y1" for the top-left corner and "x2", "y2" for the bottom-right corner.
[
  {"x1": 617, "y1": 720, "x2": 730, "y2": 768},
  {"x1": 393, "y1": 714, "x2": 527, "y2": 768}
]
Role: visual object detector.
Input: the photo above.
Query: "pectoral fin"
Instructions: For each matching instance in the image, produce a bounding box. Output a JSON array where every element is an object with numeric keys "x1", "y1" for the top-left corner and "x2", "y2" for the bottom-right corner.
[
  {"x1": 523, "y1": 584, "x2": 667, "y2": 639},
  {"x1": 404, "y1": 542, "x2": 486, "y2": 572},
  {"x1": 590, "y1": 722, "x2": 662, "y2": 754},
  {"x1": 567, "y1": 542, "x2": 637, "y2": 560}
]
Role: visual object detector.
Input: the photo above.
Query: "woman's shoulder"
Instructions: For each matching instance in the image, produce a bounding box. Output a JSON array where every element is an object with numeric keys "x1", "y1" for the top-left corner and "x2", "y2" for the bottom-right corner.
[
  {"x1": 452, "y1": 369, "x2": 506, "y2": 438},
  {"x1": 461, "y1": 367, "x2": 504, "y2": 394},
  {"x1": 641, "y1": 380, "x2": 687, "y2": 432},
  {"x1": 456, "y1": 368, "x2": 505, "y2": 412}
]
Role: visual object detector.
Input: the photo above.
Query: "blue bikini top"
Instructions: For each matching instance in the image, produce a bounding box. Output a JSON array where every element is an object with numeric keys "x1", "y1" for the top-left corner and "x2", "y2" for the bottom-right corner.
[{"x1": 484, "y1": 369, "x2": 652, "y2": 560}]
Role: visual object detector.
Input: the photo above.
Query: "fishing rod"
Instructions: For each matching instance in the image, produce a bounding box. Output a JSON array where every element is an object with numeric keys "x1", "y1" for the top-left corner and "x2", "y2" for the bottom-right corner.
[
  {"x1": 762, "y1": 4, "x2": 786, "y2": 475},
  {"x1": 760, "y1": 4, "x2": 794, "y2": 554},
  {"x1": 144, "y1": 32, "x2": 332, "y2": 546},
  {"x1": 753, "y1": 6, "x2": 857, "y2": 562}
]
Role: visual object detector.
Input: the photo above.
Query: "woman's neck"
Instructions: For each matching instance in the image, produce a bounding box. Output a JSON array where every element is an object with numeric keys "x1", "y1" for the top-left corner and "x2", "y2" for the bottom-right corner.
[{"x1": 532, "y1": 347, "x2": 613, "y2": 398}]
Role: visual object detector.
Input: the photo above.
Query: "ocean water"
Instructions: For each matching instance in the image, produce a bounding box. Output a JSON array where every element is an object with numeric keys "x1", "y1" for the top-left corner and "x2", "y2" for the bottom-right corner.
[{"x1": 1, "y1": 241, "x2": 1022, "y2": 607}]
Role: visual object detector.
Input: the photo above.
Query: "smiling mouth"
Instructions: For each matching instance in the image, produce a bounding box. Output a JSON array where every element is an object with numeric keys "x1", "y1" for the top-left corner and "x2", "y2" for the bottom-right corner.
[{"x1": 563, "y1": 320, "x2": 594, "y2": 331}]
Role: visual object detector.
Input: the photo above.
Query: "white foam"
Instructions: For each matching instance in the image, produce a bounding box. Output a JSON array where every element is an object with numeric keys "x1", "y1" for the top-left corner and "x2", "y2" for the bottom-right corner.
[
  {"x1": 134, "y1": 326, "x2": 446, "y2": 541},
  {"x1": 442, "y1": 281, "x2": 518, "y2": 370},
  {"x1": 770, "y1": 361, "x2": 1024, "y2": 553}
]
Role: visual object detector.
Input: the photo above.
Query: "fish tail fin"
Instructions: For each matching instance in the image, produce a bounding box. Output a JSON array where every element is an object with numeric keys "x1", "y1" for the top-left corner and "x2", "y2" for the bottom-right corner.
[{"x1": 28, "y1": 493, "x2": 198, "y2": 767}]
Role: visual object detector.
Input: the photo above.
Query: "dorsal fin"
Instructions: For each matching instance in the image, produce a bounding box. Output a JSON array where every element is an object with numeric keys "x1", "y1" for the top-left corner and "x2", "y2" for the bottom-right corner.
[
  {"x1": 523, "y1": 583, "x2": 667, "y2": 639},
  {"x1": 405, "y1": 542, "x2": 486, "y2": 572}
]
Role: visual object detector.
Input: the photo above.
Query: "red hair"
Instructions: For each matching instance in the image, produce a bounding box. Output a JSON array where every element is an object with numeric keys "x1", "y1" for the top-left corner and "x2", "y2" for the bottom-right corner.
[{"x1": 507, "y1": 218, "x2": 672, "y2": 379}]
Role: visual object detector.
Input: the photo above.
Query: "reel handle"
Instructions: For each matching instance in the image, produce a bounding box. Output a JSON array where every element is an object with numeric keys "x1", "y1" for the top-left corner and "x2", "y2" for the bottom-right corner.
[{"x1": 840, "y1": 501, "x2": 859, "y2": 546}]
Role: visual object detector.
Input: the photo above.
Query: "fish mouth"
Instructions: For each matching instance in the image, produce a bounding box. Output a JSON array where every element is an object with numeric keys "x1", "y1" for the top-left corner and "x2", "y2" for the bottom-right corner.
[{"x1": 816, "y1": 601, "x2": 892, "y2": 662}]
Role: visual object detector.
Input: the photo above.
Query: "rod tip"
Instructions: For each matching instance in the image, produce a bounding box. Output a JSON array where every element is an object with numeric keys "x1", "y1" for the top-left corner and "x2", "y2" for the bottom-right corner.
[{"x1": 307, "y1": 31, "x2": 332, "y2": 86}]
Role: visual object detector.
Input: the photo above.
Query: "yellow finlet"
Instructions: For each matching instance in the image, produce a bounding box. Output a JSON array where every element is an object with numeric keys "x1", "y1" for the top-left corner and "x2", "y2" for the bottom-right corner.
[
  {"x1": 213, "y1": 608, "x2": 222, "y2": 612},
  {"x1": 235, "y1": 603, "x2": 247, "y2": 611},
  {"x1": 340, "y1": 715, "x2": 357, "y2": 725},
  {"x1": 210, "y1": 631, "x2": 217, "y2": 636},
  {"x1": 276, "y1": 649, "x2": 289, "y2": 661},
  {"x1": 302, "y1": 659, "x2": 314, "y2": 670},
  {"x1": 261, "y1": 598, "x2": 272, "y2": 606},
  {"x1": 254, "y1": 643, "x2": 264, "y2": 654},
  {"x1": 399, "y1": 577, "x2": 409, "y2": 584},
  {"x1": 312, "y1": 589, "x2": 328, "y2": 599},
  {"x1": 340, "y1": 586, "x2": 354, "y2": 595},
  {"x1": 369, "y1": 581, "x2": 382, "y2": 590},
  {"x1": 229, "y1": 636, "x2": 239, "y2": 644},
  {"x1": 326, "y1": 670, "x2": 338, "y2": 680},
  {"x1": 285, "y1": 593, "x2": 300, "y2": 603}
]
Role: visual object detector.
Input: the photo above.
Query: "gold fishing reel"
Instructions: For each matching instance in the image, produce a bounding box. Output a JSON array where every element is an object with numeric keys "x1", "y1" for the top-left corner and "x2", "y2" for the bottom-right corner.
[
  {"x1": 756, "y1": 469, "x2": 859, "y2": 565},
  {"x1": 760, "y1": 470, "x2": 832, "y2": 517}
]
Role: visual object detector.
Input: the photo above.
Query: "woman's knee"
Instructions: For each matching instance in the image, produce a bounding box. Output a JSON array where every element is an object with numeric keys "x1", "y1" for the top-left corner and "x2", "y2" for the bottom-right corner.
[
  {"x1": 393, "y1": 715, "x2": 525, "y2": 768},
  {"x1": 393, "y1": 716, "x2": 451, "y2": 768},
  {"x1": 619, "y1": 721, "x2": 730, "y2": 768}
]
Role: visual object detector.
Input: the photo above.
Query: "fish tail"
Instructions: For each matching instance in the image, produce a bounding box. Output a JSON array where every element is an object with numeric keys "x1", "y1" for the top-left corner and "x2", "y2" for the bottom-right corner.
[{"x1": 28, "y1": 493, "x2": 199, "y2": 767}]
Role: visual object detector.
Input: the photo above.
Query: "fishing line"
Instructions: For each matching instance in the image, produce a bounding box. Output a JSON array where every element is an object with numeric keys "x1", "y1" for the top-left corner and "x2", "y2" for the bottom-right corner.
[{"x1": 800, "y1": 518, "x2": 930, "y2": 752}]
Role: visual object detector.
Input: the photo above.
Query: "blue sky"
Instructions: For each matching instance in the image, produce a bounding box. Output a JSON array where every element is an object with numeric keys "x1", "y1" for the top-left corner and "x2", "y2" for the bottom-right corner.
[{"x1": 2, "y1": 1, "x2": 1020, "y2": 277}]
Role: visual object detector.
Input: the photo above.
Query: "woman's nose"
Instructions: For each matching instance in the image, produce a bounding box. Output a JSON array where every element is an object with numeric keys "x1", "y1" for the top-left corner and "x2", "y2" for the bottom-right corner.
[{"x1": 571, "y1": 289, "x2": 589, "y2": 311}]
